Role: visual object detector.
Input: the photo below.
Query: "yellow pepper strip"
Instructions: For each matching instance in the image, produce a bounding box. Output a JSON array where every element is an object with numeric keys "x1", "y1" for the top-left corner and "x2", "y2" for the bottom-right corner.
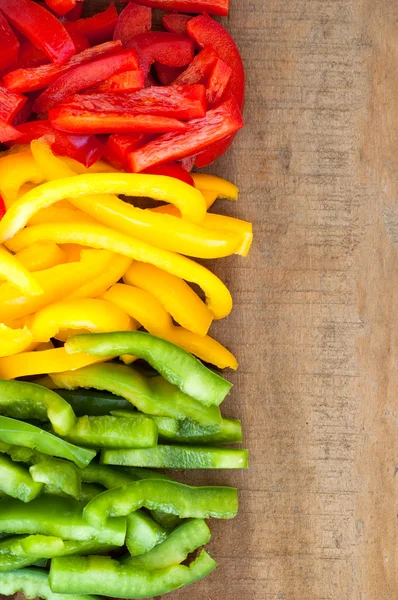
[
  {"x1": 0, "y1": 323, "x2": 33, "y2": 358},
  {"x1": 0, "y1": 249, "x2": 115, "y2": 322},
  {"x1": 68, "y1": 254, "x2": 132, "y2": 300},
  {"x1": 123, "y1": 262, "x2": 213, "y2": 336},
  {"x1": 27, "y1": 298, "x2": 133, "y2": 343},
  {"x1": 201, "y1": 213, "x2": 253, "y2": 257},
  {"x1": 28, "y1": 202, "x2": 97, "y2": 226},
  {"x1": 192, "y1": 173, "x2": 239, "y2": 200},
  {"x1": 62, "y1": 244, "x2": 88, "y2": 262},
  {"x1": 61, "y1": 156, "x2": 118, "y2": 174},
  {"x1": 104, "y1": 284, "x2": 237, "y2": 370},
  {"x1": 0, "y1": 149, "x2": 45, "y2": 208},
  {"x1": 0, "y1": 246, "x2": 43, "y2": 296},
  {"x1": 15, "y1": 242, "x2": 68, "y2": 272},
  {"x1": 151, "y1": 189, "x2": 219, "y2": 217},
  {"x1": 0, "y1": 347, "x2": 112, "y2": 380},
  {"x1": 8, "y1": 222, "x2": 232, "y2": 321}
]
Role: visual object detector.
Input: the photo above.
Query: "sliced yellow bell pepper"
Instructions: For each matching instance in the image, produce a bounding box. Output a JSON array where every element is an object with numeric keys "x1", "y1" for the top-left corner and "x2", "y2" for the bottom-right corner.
[
  {"x1": 192, "y1": 173, "x2": 239, "y2": 200},
  {"x1": 62, "y1": 244, "x2": 88, "y2": 262},
  {"x1": 15, "y1": 242, "x2": 68, "y2": 272},
  {"x1": 0, "y1": 249, "x2": 115, "y2": 322},
  {"x1": 0, "y1": 347, "x2": 111, "y2": 380},
  {"x1": 104, "y1": 284, "x2": 237, "y2": 369},
  {"x1": 0, "y1": 246, "x2": 43, "y2": 296},
  {"x1": 123, "y1": 262, "x2": 212, "y2": 335},
  {"x1": 202, "y1": 213, "x2": 253, "y2": 257},
  {"x1": 29, "y1": 202, "x2": 96, "y2": 226},
  {"x1": 0, "y1": 149, "x2": 45, "y2": 208},
  {"x1": 8, "y1": 221, "x2": 232, "y2": 320},
  {"x1": 68, "y1": 254, "x2": 132, "y2": 300},
  {"x1": 61, "y1": 157, "x2": 118, "y2": 174},
  {"x1": 0, "y1": 323, "x2": 33, "y2": 358},
  {"x1": 28, "y1": 298, "x2": 133, "y2": 343},
  {"x1": 151, "y1": 189, "x2": 218, "y2": 217}
]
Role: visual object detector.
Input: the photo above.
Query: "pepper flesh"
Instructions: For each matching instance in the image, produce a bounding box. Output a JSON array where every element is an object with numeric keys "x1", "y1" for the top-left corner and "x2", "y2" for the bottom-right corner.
[
  {"x1": 126, "y1": 32, "x2": 194, "y2": 76},
  {"x1": 62, "y1": 415, "x2": 158, "y2": 449},
  {"x1": 0, "y1": 149, "x2": 44, "y2": 208},
  {"x1": 0, "y1": 12, "x2": 19, "y2": 72},
  {"x1": 65, "y1": 4, "x2": 118, "y2": 45},
  {"x1": 0, "y1": 567, "x2": 100, "y2": 600},
  {"x1": 15, "y1": 242, "x2": 67, "y2": 272},
  {"x1": 0, "y1": 246, "x2": 43, "y2": 296},
  {"x1": 126, "y1": 511, "x2": 166, "y2": 556},
  {"x1": 66, "y1": 332, "x2": 232, "y2": 406},
  {"x1": 0, "y1": 455, "x2": 43, "y2": 502},
  {"x1": 0, "y1": 324, "x2": 32, "y2": 358},
  {"x1": 56, "y1": 389, "x2": 131, "y2": 417},
  {"x1": 114, "y1": 2, "x2": 152, "y2": 45},
  {"x1": 30, "y1": 457, "x2": 81, "y2": 500}
]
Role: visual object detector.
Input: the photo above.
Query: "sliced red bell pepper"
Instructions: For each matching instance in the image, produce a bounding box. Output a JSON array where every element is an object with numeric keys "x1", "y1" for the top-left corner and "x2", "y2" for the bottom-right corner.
[
  {"x1": 16, "y1": 33, "x2": 90, "y2": 70},
  {"x1": 173, "y1": 46, "x2": 218, "y2": 85},
  {"x1": 65, "y1": 4, "x2": 118, "y2": 45},
  {"x1": 13, "y1": 98, "x2": 33, "y2": 126},
  {"x1": 129, "y1": 0, "x2": 229, "y2": 16},
  {"x1": 50, "y1": 107, "x2": 188, "y2": 134},
  {"x1": 59, "y1": 85, "x2": 206, "y2": 120},
  {"x1": 0, "y1": 0, "x2": 76, "y2": 66},
  {"x1": 128, "y1": 96, "x2": 244, "y2": 172},
  {"x1": 4, "y1": 41, "x2": 123, "y2": 93},
  {"x1": 0, "y1": 120, "x2": 21, "y2": 143},
  {"x1": 114, "y1": 2, "x2": 152, "y2": 45},
  {"x1": 62, "y1": 1, "x2": 83, "y2": 21},
  {"x1": 45, "y1": 0, "x2": 76, "y2": 17},
  {"x1": 206, "y1": 58, "x2": 232, "y2": 106},
  {"x1": 0, "y1": 85, "x2": 27, "y2": 124},
  {"x1": 0, "y1": 11, "x2": 19, "y2": 72},
  {"x1": 90, "y1": 70, "x2": 145, "y2": 94},
  {"x1": 105, "y1": 132, "x2": 152, "y2": 169},
  {"x1": 179, "y1": 155, "x2": 195, "y2": 171},
  {"x1": 154, "y1": 63, "x2": 184, "y2": 86},
  {"x1": 126, "y1": 32, "x2": 194, "y2": 76},
  {"x1": 142, "y1": 163, "x2": 194, "y2": 186},
  {"x1": 10, "y1": 120, "x2": 104, "y2": 167},
  {"x1": 162, "y1": 13, "x2": 191, "y2": 36},
  {"x1": 0, "y1": 195, "x2": 6, "y2": 220},
  {"x1": 33, "y1": 49, "x2": 140, "y2": 113}
]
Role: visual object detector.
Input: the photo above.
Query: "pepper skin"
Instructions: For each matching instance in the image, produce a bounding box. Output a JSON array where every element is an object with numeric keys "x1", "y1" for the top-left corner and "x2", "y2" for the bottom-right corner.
[
  {"x1": 0, "y1": 324, "x2": 32, "y2": 358},
  {"x1": 30, "y1": 456, "x2": 81, "y2": 500},
  {"x1": 0, "y1": 149, "x2": 44, "y2": 208},
  {"x1": 0, "y1": 455, "x2": 43, "y2": 502},
  {"x1": 0, "y1": 246, "x2": 42, "y2": 296},
  {"x1": 15, "y1": 242, "x2": 67, "y2": 272},
  {"x1": 61, "y1": 415, "x2": 158, "y2": 449}
]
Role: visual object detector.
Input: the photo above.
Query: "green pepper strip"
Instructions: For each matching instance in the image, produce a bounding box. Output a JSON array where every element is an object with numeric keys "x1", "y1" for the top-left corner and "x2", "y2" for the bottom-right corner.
[
  {"x1": 62, "y1": 415, "x2": 158, "y2": 449},
  {"x1": 49, "y1": 550, "x2": 217, "y2": 599},
  {"x1": 83, "y1": 479, "x2": 238, "y2": 528},
  {"x1": 0, "y1": 441, "x2": 35, "y2": 463},
  {"x1": 0, "y1": 567, "x2": 97, "y2": 600},
  {"x1": 101, "y1": 445, "x2": 249, "y2": 470},
  {"x1": 124, "y1": 519, "x2": 211, "y2": 570},
  {"x1": 112, "y1": 409, "x2": 243, "y2": 444},
  {"x1": 0, "y1": 417, "x2": 95, "y2": 468},
  {"x1": 0, "y1": 494, "x2": 126, "y2": 545},
  {"x1": 55, "y1": 389, "x2": 131, "y2": 417},
  {"x1": 50, "y1": 363, "x2": 222, "y2": 426},
  {"x1": 0, "y1": 455, "x2": 43, "y2": 502},
  {"x1": 126, "y1": 511, "x2": 167, "y2": 557},
  {"x1": 30, "y1": 457, "x2": 81, "y2": 500},
  {"x1": 0, "y1": 380, "x2": 76, "y2": 436},
  {"x1": 66, "y1": 331, "x2": 232, "y2": 407}
]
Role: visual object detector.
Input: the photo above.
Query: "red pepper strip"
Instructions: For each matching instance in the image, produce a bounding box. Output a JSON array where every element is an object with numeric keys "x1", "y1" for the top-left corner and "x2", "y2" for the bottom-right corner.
[
  {"x1": 131, "y1": 0, "x2": 229, "y2": 16},
  {"x1": 0, "y1": 0, "x2": 76, "y2": 66},
  {"x1": 128, "y1": 96, "x2": 244, "y2": 172},
  {"x1": 105, "y1": 133, "x2": 153, "y2": 169},
  {"x1": 50, "y1": 108, "x2": 188, "y2": 135},
  {"x1": 114, "y1": 2, "x2": 152, "y2": 45},
  {"x1": 143, "y1": 164, "x2": 194, "y2": 186},
  {"x1": 154, "y1": 63, "x2": 184, "y2": 86},
  {"x1": 59, "y1": 85, "x2": 206, "y2": 120},
  {"x1": 0, "y1": 120, "x2": 21, "y2": 143},
  {"x1": 162, "y1": 13, "x2": 191, "y2": 37},
  {"x1": 0, "y1": 86, "x2": 27, "y2": 124},
  {"x1": 126, "y1": 32, "x2": 194, "y2": 76},
  {"x1": 10, "y1": 121, "x2": 104, "y2": 167},
  {"x1": 45, "y1": 0, "x2": 76, "y2": 17},
  {"x1": 0, "y1": 12, "x2": 19, "y2": 72},
  {"x1": 0, "y1": 195, "x2": 6, "y2": 220},
  {"x1": 13, "y1": 99, "x2": 33, "y2": 126},
  {"x1": 33, "y1": 50, "x2": 140, "y2": 113},
  {"x1": 16, "y1": 33, "x2": 90, "y2": 71},
  {"x1": 206, "y1": 58, "x2": 232, "y2": 107},
  {"x1": 63, "y1": 2, "x2": 83, "y2": 21},
  {"x1": 65, "y1": 4, "x2": 118, "y2": 45},
  {"x1": 90, "y1": 70, "x2": 145, "y2": 94},
  {"x1": 173, "y1": 46, "x2": 218, "y2": 85},
  {"x1": 4, "y1": 41, "x2": 123, "y2": 93}
]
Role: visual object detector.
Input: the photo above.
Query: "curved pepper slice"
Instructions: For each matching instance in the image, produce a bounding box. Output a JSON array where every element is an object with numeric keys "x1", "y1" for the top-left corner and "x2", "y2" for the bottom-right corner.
[
  {"x1": 0, "y1": 567, "x2": 98, "y2": 600},
  {"x1": 0, "y1": 323, "x2": 32, "y2": 358},
  {"x1": 80, "y1": 462, "x2": 137, "y2": 489},
  {"x1": 0, "y1": 246, "x2": 43, "y2": 296},
  {"x1": 0, "y1": 172, "x2": 206, "y2": 242},
  {"x1": 7, "y1": 222, "x2": 232, "y2": 320},
  {"x1": 0, "y1": 416, "x2": 95, "y2": 468},
  {"x1": 30, "y1": 456, "x2": 81, "y2": 500},
  {"x1": 0, "y1": 379, "x2": 76, "y2": 436},
  {"x1": 66, "y1": 332, "x2": 232, "y2": 407},
  {"x1": 50, "y1": 363, "x2": 222, "y2": 426},
  {"x1": 55, "y1": 389, "x2": 131, "y2": 417},
  {"x1": 0, "y1": 455, "x2": 43, "y2": 502},
  {"x1": 83, "y1": 479, "x2": 238, "y2": 527},
  {"x1": 0, "y1": 536, "x2": 61, "y2": 572},
  {"x1": 28, "y1": 298, "x2": 132, "y2": 343},
  {"x1": 124, "y1": 262, "x2": 212, "y2": 335},
  {"x1": 124, "y1": 519, "x2": 211, "y2": 570},
  {"x1": 62, "y1": 415, "x2": 158, "y2": 449},
  {"x1": 68, "y1": 255, "x2": 132, "y2": 300},
  {"x1": 15, "y1": 242, "x2": 67, "y2": 272},
  {"x1": 0, "y1": 150, "x2": 44, "y2": 208},
  {"x1": 0, "y1": 494, "x2": 126, "y2": 544},
  {"x1": 126, "y1": 511, "x2": 166, "y2": 557},
  {"x1": 104, "y1": 283, "x2": 237, "y2": 369},
  {"x1": 192, "y1": 173, "x2": 239, "y2": 200}
]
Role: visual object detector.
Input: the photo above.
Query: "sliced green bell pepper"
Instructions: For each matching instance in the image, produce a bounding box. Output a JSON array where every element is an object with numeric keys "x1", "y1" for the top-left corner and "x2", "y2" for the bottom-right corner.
[
  {"x1": 126, "y1": 511, "x2": 166, "y2": 557},
  {"x1": 66, "y1": 332, "x2": 232, "y2": 406},
  {"x1": 62, "y1": 415, "x2": 158, "y2": 449},
  {"x1": 30, "y1": 457, "x2": 81, "y2": 500},
  {"x1": 83, "y1": 479, "x2": 238, "y2": 528},
  {"x1": 49, "y1": 550, "x2": 217, "y2": 598},
  {"x1": 55, "y1": 389, "x2": 131, "y2": 416},
  {"x1": 0, "y1": 567, "x2": 97, "y2": 600},
  {"x1": 0, "y1": 416, "x2": 95, "y2": 468},
  {"x1": 80, "y1": 462, "x2": 137, "y2": 489},
  {"x1": 0, "y1": 380, "x2": 76, "y2": 436},
  {"x1": 79, "y1": 483, "x2": 104, "y2": 503},
  {"x1": 0, "y1": 455, "x2": 43, "y2": 502}
]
